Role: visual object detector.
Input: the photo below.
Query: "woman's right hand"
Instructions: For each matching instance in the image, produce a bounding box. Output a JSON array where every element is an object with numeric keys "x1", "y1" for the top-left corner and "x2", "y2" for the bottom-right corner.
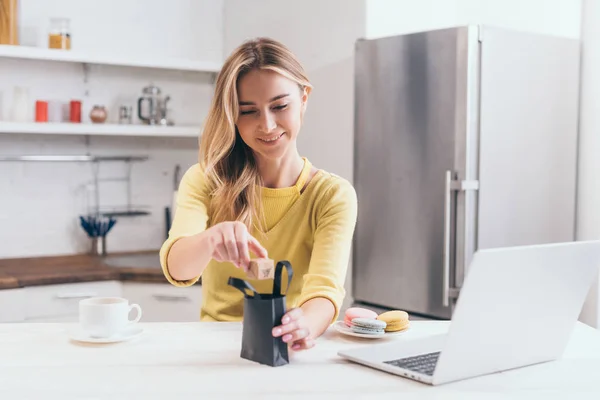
[{"x1": 205, "y1": 221, "x2": 268, "y2": 270}]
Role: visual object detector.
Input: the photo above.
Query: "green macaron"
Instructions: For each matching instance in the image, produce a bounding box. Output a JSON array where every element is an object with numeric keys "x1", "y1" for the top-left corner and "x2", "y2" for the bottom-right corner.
[{"x1": 351, "y1": 317, "x2": 387, "y2": 335}]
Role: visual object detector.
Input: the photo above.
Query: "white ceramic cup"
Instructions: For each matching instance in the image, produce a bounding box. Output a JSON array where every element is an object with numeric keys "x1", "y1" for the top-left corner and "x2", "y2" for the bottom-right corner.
[{"x1": 79, "y1": 297, "x2": 142, "y2": 338}]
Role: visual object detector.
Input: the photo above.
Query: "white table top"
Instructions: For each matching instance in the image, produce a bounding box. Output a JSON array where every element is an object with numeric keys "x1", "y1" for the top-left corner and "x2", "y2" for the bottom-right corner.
[{"x1": 1, "y1": 320, "x2": 600, "y2": 399}]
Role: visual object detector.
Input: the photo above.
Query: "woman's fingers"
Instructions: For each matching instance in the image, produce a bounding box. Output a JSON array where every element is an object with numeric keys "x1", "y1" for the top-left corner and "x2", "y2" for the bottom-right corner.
[
  {"x1": 208, "y1": 221, "x2": 268, "y2": 268},
  {"x1": 221, "y1": 227, "x2": 240, "y2": 266},
  {"x1": 248, "y1": 235, "x2": 268, "y2": 258},
  {"x1": 281, "y1": 328, "x2": 309, "y2": 344},
  {"x1": 234, "y1": 222, "x2": 251, "y2": 270},
  {"x1": 272, "y1": 319, "x2": 300, "y2": 337},
  {"x1": 272, "y1": 308, "x2": 304, "y2": 337},
  {"x1": 281, "y1": 307, "x2": 302, "y2": 325},
  {"x1": 271, "y1": 307, "x2": 314, "y2": 351},
  {"x1": 291, "y1": 338, "x2": 315, "y2": 351},
  {"x1": 213, "y1": 241, "x2": 229, "y2": 263}
]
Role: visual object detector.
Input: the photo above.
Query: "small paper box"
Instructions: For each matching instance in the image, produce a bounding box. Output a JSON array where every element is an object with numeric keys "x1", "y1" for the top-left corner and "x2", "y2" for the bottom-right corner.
[
  {"x1": 247, "y1": 258, "x2": 274, "y2": 280},
  {"x1": 228, "y1": 260, "x2": 293, "y2": 367}
]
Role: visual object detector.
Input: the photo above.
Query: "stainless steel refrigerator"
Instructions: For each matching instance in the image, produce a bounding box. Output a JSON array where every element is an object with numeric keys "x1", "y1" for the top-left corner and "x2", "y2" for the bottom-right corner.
[{"x1": 351, "y1": 25, "x2": 580, "y2": 319}]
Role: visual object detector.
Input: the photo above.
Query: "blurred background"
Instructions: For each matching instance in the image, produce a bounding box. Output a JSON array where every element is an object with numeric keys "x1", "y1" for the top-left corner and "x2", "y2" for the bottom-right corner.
[{"x1": 0, "y1": 0, "x2": 598, "y2": 329}]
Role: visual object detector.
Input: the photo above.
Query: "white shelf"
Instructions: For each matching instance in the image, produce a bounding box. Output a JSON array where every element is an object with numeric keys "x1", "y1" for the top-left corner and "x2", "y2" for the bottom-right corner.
[
  {"x1": 0, "y1": 122, "x2": 200, "y2": 138},
  {"x1": 0, "y1": 45, "x2": 222, "y2": 73}
]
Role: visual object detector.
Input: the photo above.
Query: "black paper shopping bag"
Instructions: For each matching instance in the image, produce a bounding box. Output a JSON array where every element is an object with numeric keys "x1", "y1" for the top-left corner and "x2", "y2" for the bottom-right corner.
[{"x1": 228, "y1": 260, "x2": 293, "y2": 367}]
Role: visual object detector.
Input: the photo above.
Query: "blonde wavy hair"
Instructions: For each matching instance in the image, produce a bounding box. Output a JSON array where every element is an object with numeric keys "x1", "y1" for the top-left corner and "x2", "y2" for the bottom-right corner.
[{"x1": 199, "y1": 37, "x2": 313, "y2": 233}]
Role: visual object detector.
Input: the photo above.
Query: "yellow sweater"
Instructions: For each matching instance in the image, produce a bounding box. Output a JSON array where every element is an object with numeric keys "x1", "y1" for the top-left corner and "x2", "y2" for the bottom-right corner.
[{"x1": 159, "y1": 158, "x2": 358, "y2": 323}]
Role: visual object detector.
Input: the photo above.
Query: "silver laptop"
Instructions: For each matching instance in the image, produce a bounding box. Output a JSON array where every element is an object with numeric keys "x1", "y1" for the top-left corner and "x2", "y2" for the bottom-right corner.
[{"x1": 338, "y1": 240, "x2": 600, "y2": 385}]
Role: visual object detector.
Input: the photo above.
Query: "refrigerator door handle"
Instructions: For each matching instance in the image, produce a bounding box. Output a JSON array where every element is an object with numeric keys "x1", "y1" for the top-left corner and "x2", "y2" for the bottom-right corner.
[
  {"x1": 452, "y1": 180, "x2": 480, "y2": 191},
  {"x1": 443, "y1": 170, "x2": 453, "y2": 307},
  {"x1": 444, "y1": 170, "x2": 480, "y2": 306}
]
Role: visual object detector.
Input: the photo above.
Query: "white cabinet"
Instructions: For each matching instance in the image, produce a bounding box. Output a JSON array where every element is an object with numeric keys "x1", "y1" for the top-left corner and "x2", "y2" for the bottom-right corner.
[
  {"x1": 0, "y1": 289, "x2": 25, "y2": 322},
  {"x1": 23, "y1": 281, "x2": 121, "y2": 322},
  {"x1": 24, "y1": 315, "x2": 79, "y2": 323},
  {"x1": 121, "y1": 282, "x2": 202, "y2": 322},
  {"x1": 0, "y1": 280, "x2": 202, "y2": 323}
]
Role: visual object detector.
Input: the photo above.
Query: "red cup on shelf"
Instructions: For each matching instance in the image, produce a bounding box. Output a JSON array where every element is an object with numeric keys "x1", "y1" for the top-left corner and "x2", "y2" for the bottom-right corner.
[
  {"x1": 35, "y1": 101, "x2": 48, "y2": 122},
  {"x1": 70, "y1": 100, "x2": 81, "y2": 123}
]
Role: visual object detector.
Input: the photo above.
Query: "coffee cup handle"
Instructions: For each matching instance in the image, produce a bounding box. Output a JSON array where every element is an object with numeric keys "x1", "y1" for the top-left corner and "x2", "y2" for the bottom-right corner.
[{"x1": 128, "y1": 303, "x2": 142, "y2": 323}]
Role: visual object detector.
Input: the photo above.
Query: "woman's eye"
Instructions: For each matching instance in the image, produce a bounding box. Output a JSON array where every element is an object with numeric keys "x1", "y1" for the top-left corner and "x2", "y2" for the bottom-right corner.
[{"x1": 239, "y1": 104, "x2": 287, "y2": 115}]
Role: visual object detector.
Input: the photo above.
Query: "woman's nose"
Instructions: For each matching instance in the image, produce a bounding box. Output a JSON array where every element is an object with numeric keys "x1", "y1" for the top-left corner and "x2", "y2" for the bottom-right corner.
[{"x1": 259, "y1": 112, "x2": 277, "y2": 133}]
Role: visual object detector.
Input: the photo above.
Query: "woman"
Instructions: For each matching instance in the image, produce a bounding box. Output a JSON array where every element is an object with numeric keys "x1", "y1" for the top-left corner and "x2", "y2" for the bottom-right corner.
[{"x1": 159, "y1": 37, "x2": 357, "y2": 351}]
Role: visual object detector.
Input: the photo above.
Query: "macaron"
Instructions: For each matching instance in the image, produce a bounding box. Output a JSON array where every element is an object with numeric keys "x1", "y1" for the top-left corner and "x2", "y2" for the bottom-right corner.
[
  {"x1": 351, "y1": 317, "x2": 387, "y2": 335},
  {"x1": 344, "y1": 307, "x2": 378, "y2": 327},
  {"x1": 376, "y1": 310, "x2": 410, "y2": 332}
]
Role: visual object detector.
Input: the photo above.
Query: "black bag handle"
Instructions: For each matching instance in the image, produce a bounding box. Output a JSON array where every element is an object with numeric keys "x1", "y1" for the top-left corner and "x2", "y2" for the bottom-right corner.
[
  {"x1": 273, "y1": 260, "x2": 293, "y2": 297},
  {"x1": 228, "y1": 277, "x2": 260, "y2": 299}
]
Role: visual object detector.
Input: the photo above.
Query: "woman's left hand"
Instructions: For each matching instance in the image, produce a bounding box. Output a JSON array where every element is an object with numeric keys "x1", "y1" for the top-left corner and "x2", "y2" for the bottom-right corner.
[{"x1": 272, "y1": 307, "x2": 315, "y2": 351}]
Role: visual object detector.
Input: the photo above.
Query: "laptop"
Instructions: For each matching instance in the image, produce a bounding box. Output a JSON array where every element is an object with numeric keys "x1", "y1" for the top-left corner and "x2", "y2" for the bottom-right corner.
[{"x1": 338, "y1": 240, "x2": 600, "y2": 385}]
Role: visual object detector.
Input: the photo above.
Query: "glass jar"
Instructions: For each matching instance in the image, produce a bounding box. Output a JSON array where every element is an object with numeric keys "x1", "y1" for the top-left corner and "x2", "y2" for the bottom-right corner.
[
  {"x1": 0, "y1": 0, "x2": 19, "y2": 45},
  {"x1": 10, "y1": 86, "x2": 30, "y2": 122},
  {"x1": 90, "y1": 105, "x2": 107, "y2": 124},
  {"x1": 48, "y1": 18, "x2": 71, "y2": 50}
]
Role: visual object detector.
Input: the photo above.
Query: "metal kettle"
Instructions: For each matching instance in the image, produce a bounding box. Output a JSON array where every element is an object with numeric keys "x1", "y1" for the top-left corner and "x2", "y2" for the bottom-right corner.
[{"x1": 137, "y1": 84, "x2": 171, "y2": 125}]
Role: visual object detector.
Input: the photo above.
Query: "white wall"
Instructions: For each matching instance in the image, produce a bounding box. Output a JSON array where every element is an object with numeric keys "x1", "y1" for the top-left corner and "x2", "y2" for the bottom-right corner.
[
  {"x1": 16, "y1": 0, "x2": 223, "y2": 62},
  {"x1": 0, "y1": 0, "x2": 223, "y2": 258},
  {"x1": 224, "y1": 0, "x2": 366, "y2": 182},
  {"x1": 578, "y1": 0, "x2": 600, "y2": 328},
  {"x1": 224, "y1": 0, "x2": 367, "y2": 311},
  {"x1": 366, "y1": 0, "x2": 581, "y2": 39}
]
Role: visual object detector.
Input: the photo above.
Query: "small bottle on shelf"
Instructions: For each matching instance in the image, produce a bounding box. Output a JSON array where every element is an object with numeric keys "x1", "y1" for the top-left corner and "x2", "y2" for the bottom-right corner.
[
  {"x1": 48, "y1": 17, "x2": 71, "y2": 50},
  {"x1": 90, "y1": 105, "x2": 107, "y2": 123}
]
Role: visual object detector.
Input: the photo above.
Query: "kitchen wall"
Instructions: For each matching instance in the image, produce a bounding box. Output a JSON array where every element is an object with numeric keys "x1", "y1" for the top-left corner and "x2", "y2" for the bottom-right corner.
[
  {"x1": 0, "y1": 0, "x2": 223, "y2": 258},
  {"x1": 578, "y1": 0, "x2": 600, "y2": 328},
  {"x1": 224, "y1": 0, "x2": 367, "y2": 182},
  {"x1": 366, "y1": 0, "x2": 582, "y2": 39}
]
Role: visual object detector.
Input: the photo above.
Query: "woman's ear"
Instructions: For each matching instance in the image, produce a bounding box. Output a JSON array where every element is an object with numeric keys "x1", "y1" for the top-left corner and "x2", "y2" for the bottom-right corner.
[{"x1": 301, "y1": 86, "x2": 311, "y2": 114}]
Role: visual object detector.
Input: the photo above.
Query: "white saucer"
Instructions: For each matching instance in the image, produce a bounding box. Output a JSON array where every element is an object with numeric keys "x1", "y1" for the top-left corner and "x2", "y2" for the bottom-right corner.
[
  {"x1": 69, "y1": 326, "x2": 143, "y2": 344},
  {"x1": 333, "y1": 320, "x2": 409, "y2": 339}
]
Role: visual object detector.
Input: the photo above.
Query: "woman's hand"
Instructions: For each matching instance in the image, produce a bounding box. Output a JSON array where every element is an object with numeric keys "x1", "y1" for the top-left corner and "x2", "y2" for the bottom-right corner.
[
  {"x1": 205, "y1": 221, "x2": 268, "y2": 270},
  {"x1": 272, "y1": 308, "x2": 315, "y2": 351}
]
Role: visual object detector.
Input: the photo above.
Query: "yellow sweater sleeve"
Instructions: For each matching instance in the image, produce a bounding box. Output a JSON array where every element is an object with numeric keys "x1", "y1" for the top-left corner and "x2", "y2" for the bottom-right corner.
[
  {"x1": 159, "y1": 164, "x2": 210, "y2": 287},
  {"x1": 296, "y1": 177, "x2": 358, "y2": 322}
]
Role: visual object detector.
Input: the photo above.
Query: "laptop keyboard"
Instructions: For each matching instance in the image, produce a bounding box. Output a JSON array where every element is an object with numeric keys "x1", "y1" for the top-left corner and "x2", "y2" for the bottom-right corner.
[{"x1": 383, "y1": 351, "x2": 440, "y2": 376}]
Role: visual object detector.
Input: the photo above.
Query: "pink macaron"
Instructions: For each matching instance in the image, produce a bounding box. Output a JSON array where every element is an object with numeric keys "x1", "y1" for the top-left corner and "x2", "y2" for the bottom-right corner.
[{"x1": 344, "y1": 307, "x2": 378, "y2": 327}]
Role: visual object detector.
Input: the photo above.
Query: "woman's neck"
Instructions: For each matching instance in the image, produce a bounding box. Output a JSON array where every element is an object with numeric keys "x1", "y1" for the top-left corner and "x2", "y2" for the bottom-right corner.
[{"x1": 256, "y1": 151, "x2": 305, "y2": 189}]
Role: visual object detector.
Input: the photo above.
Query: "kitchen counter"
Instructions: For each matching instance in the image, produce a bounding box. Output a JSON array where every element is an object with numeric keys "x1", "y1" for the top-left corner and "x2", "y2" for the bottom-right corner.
[
  {"x1": 0, "y1": 251, "x2": 170, "y2": 289},
  {"x1": 0, "y1": 272, "x2": 19, "y2": 290},
  {"x1": 1, "y1": 321, "x2": 599, "y2": 398}
]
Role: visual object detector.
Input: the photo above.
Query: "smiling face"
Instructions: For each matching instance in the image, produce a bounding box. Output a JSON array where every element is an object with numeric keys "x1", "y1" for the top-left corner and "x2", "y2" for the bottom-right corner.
[{"x1": 235, "y1": 68, "x2": 308, "y2": 162}]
